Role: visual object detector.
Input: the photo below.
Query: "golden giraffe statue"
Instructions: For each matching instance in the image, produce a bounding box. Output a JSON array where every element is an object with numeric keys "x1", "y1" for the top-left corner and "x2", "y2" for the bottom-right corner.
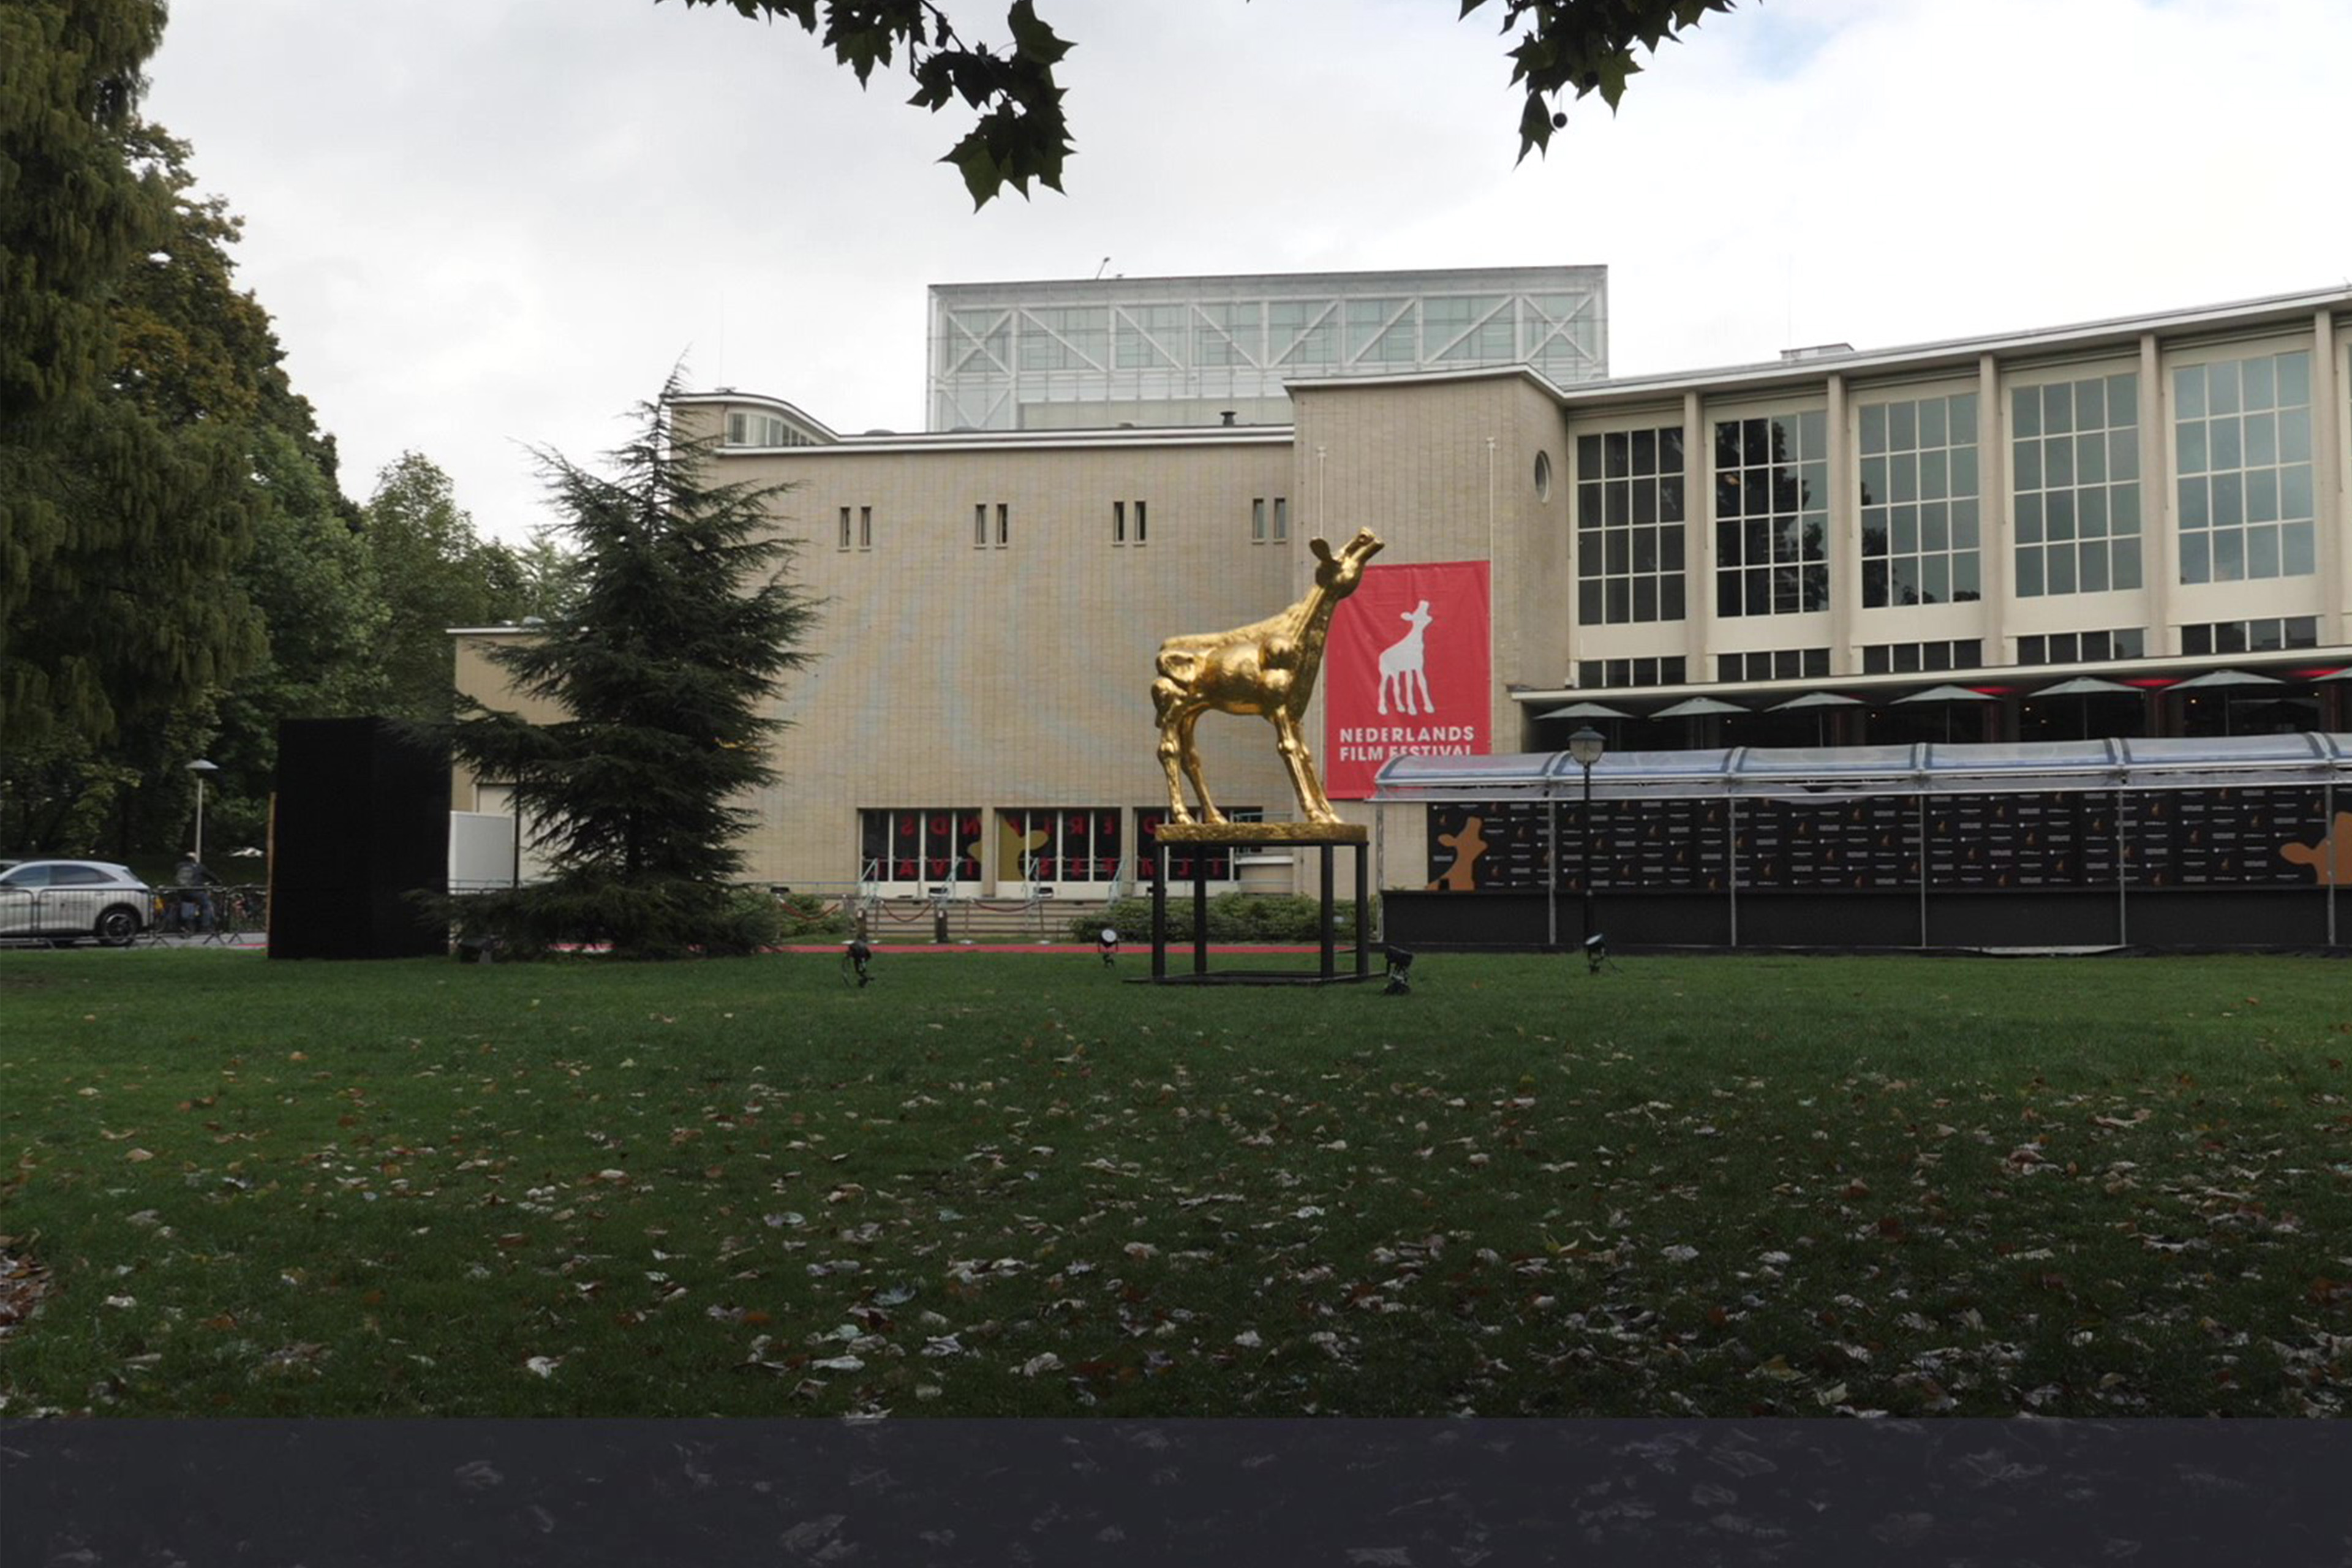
[{"x1": 1151, "y1": 528, "x2": 1383, "y2": 826}]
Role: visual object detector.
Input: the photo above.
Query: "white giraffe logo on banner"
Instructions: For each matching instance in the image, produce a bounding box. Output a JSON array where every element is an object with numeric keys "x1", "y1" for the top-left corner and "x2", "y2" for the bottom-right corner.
[{"x1": 1377, "y1": 599, "x2": 1436, "y2": 716}]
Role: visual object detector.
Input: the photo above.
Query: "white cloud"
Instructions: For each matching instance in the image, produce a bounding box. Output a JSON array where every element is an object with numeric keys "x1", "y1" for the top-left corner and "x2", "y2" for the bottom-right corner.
[{"x1": 144, "y1": 0, "x2": 2352, "y2": 542}]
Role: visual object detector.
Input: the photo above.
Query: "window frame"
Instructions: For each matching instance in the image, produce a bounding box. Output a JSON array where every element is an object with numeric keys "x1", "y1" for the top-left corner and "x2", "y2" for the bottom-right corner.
[
  {"x1": 1707, "y1": 402, "x2": 1830, "y2": 621},
  {"x1": 2164, "y1": 335, "x2": 2316, "y2": 589},
  {"x1": 1856, "y1": 383, "x2": 1983, "y2": 609},
  {"x1": 1570, "y1": 415, "x2": 1691, "y2": 629}
]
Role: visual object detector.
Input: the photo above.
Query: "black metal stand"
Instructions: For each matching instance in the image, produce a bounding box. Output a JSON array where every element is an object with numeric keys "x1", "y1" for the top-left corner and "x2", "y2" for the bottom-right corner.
[{"x1": 1146, "y1": 831, "x2": 1371, "y2": 985}]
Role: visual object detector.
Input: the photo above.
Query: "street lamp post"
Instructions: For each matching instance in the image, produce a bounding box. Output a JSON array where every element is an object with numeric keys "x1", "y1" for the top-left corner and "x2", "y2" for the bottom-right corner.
[
  {"x1": 1567, "y1": 726, "x2": 1606, "y2": 951},
  {"x1": 186, "y1": 758, "x2": 220, "y2": 865}
]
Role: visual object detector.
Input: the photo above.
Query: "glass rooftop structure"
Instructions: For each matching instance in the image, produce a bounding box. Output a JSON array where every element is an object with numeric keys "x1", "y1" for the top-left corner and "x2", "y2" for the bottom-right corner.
[{"x1": 927, "y1": 266, "x2": 1608, "y2": 432}]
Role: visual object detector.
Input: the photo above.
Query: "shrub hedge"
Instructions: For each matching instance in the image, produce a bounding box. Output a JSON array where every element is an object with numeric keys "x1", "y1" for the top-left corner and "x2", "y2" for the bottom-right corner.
[{"x1": 1072, "y1": 892, "x2": 1370, "y2": 944}]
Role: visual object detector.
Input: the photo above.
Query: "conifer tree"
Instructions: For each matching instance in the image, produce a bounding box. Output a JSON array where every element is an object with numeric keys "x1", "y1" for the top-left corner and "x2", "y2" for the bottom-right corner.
[
  {"x1": 0, "y1": 1, "x2": 266, "y2": 750},
  {"x1": 448, "y1": 371, "x2": 819, "y2": 957}
]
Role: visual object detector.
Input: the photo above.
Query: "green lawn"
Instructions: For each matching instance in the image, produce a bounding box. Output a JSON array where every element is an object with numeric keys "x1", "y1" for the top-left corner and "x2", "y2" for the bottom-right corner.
[{"x1": 2, "y1": 947, "x2": 2349, "y2": 1417}]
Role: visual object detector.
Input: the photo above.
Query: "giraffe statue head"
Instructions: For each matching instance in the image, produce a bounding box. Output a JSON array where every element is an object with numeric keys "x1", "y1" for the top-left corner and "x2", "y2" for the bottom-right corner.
[{"x1": 1308, "y1": 529, "x2": 1384, "y2": 603}]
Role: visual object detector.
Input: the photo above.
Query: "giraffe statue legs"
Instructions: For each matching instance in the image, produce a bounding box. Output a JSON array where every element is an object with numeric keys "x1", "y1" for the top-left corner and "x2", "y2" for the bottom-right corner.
[{"x1": 1272, "y1": 710, "x2": 1338, "y2": 824}]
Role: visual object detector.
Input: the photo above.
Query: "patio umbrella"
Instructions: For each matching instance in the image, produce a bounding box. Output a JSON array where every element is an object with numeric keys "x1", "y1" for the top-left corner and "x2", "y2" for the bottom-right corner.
[
  {"x1": 2172, "y1": 668, "x2": 2283, "y2": 735},
  {"x1": 2030, "y1": 675, "x2": 2138, "y2": 739},
  {"x1": 2032, "y1": 676, "x2": 2138, "y2": 697},
  {"x1": 1650, "y1": 696, "x2": 1747, "y2": 718},
  {"x1": 2170, "y1": 668, "x2": 2283, "y2": 689},
  {"x1": 1767, "y1": 690, "x2": 1862, "y2": 744},
  {"x1": 1648, "y1": 695, "x2": 1745, "y2": 750},
  {"x1": 1893, "y1": 682, "x2": 1995, "y2": 742},
  {"x1": 1534, "y1": 701, "x2": 1633, "y2": 721}
]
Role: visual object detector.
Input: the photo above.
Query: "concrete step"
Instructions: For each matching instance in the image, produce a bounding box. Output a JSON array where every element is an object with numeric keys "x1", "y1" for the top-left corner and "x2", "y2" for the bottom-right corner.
[{"x1": 854, "y1": 897, "x2": 1110, "y2": 945}]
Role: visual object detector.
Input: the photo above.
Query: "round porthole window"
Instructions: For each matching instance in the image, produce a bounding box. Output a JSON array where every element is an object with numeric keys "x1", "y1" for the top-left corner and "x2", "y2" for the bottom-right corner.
[{"x1": 1533, "y1": 449, "x2": 1554, "y2": 501}]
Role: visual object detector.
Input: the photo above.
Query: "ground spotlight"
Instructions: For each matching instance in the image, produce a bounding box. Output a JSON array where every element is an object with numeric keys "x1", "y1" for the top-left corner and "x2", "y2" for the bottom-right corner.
[
  {"x1": 1383, "y1": 944, "x2": 1415, "y2": 995},
  {"x1": 1583, "y1": 932, "x2": 1610, "y2": 974},
  {"x1": 1097, "y1": 926, "x2": 1120, "y2": 967},
  {"x1": 842, "y1": 938, "x2": 874, "y2": 988}
]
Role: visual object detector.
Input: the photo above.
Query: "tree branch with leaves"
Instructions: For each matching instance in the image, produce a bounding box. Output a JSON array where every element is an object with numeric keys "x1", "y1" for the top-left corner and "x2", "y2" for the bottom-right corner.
[{"x1": 667, "y1": 0, "x2": 1736, "y2": 206}]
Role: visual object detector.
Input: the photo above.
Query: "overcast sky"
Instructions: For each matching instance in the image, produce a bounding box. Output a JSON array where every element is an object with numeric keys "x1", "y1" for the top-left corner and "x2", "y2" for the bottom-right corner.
[{"x1": 145, "y1": 0, "x2": 2350, "y2": 545}]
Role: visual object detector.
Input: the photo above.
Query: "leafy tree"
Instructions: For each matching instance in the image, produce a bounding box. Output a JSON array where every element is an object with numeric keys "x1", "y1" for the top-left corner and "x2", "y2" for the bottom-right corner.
[
  {"x1": 0, "y1": 0, "x2": 273, "y2": 749},
  {"x1": 1, "y1": 78, "x2": 385, "y2": 860},
  {"x1": 198, "y1": 427, "x2": 391, "y2": 851},
  {"x1": 360, "y1": 453, "x2": 541, "y2": 722},
  {"x1": 669, "y1": 0, "x2": 1735, "y2": 205},
  {"x1": 446, "y1": 372, "x2": 820, "y2": 959}
]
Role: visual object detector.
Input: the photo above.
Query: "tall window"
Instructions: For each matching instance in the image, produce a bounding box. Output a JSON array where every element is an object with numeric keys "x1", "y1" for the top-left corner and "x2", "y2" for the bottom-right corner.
[
  {"x1": 1714, "y1": 412, "x2": 1828, "y2": 617},
  {"x1": 1270, "y1": 497, "x2": 1286, "y2": 542},
  {"x1": 861, "y1": 809, "x2": 981, "y2": 884},
  {"x1": 2014, "y1": 371, "x2": 2141, "y2": 596},
  {"x1": 2176, "y1": 350, "x2": 2314, "y2": 584},
  {"x1": 1860, "y1": 392, "x2": 1980, "y2": 606},
  {"x1": 839, "y1": 506, "x2": 853, "y2": 551},
  {"x1": 1575, "y1": 426, "x2": 1686, "y2": 625},
  {"x1": 999, "y1": 809, "x2": 1123, "y2": 883}
]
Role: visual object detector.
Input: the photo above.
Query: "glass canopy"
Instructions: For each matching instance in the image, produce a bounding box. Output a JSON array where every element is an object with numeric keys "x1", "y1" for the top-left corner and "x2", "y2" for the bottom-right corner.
[{"x1": 1371, "y1": 734, "x2": 2352, "y2": 801}]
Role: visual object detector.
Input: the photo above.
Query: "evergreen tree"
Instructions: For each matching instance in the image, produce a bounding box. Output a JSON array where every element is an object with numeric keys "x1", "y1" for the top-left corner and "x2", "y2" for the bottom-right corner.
[
  {"x1": 448, "y1": 371, "x2": 819, "y2": 958},
  {"x1": 0, "y1": 1, "x2": 266, "y2": 750}
]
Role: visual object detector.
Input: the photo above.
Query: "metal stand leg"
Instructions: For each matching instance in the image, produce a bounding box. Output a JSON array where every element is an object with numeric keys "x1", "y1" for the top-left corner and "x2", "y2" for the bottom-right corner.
[{"x1": 1151, "y1": 842, "x2": 1168, "y2": 981}]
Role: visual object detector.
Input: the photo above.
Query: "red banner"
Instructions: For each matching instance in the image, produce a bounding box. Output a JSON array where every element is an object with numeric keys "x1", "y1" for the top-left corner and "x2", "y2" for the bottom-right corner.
[{"x1": 1322, "y1": 560, "x2": 1491, "y2": 799}]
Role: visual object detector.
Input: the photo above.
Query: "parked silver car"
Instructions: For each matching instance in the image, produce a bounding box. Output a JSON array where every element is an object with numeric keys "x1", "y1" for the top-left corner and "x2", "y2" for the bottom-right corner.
[{"x1": 0, "y1": 859, "x2": 152, "y2": 946}]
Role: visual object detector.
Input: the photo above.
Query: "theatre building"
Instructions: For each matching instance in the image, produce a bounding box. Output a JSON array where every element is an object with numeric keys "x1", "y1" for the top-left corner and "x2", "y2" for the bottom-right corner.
[{"x1": 453, "y1": 272, "x2": 2352, "y2": 943}]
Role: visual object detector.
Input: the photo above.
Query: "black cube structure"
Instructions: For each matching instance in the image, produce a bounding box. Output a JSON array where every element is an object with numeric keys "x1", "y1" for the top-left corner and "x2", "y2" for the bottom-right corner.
[
  {"x1": 271, "y1": 717, "x2": 450, "y2": 960},
  {"x1": 1147, "y1": 826, "x2": 1371, "y2": 985}
]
